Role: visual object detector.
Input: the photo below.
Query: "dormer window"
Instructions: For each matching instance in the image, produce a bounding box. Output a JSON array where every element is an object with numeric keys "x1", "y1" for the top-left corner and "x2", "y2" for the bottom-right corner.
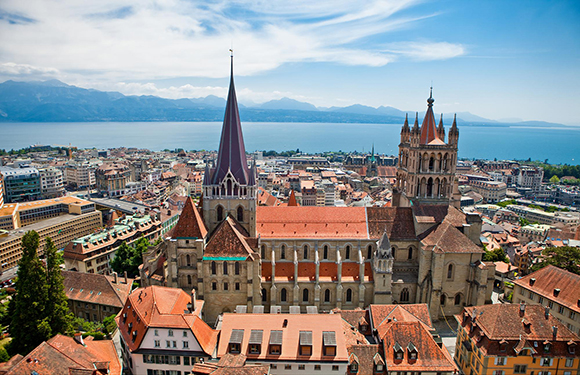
[
  {"x1": 299, "y1": 331, "x2": 313, "y2": 356},
  {"x1": 323, "y1": 331, "x2": 337, "y2": 356},
  {"x1": 350, "y1": 362, "x2": 358, "y2": 373},
  {"x1": 229, "y1": 329, "x2": 244, "y2": 354},
  {"x1": 269, "y1": 330, "x2": 283, "y2": 355},
  {"x1": 248, "y1": 330, "x2": 263, "y2": 355},
  {"x1": 393, "y1": 342, "x2": 404, "y2": 360},
  {"x1": 407, "y1": 342, "x2": 418, "y2": 360},
  {"x1": 543, "y1": 341, "x2": 551, "y2": 352}
]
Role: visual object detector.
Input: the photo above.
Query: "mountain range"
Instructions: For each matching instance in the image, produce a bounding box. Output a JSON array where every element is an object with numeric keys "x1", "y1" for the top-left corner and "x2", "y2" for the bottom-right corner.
[{"x1": 0, "y1": 79, "x2": 567, "y2": 127}]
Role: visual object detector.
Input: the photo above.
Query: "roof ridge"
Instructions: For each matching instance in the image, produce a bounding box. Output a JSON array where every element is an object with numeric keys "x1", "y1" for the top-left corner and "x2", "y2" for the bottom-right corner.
[{"x1": 46, "y1": 336, "x2": 93, "y2": 369}]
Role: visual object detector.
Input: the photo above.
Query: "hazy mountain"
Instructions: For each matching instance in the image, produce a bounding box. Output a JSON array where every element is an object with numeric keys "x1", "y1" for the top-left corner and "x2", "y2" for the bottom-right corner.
[{"x1": 255, "y1": 97, "x2": 318, "y2": 111}]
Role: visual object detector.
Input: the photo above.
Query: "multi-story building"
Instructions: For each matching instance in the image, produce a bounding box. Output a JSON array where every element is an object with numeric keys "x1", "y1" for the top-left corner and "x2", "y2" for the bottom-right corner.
[
  {"x1": 115, "y1": 285, "x2": 218, "y2": 375},
  {"x1": 470, "y1": 180, "x2": 507, "y2": 203},
  {"x1": 508, "y1": 205, "x2": 580, "y2": 226},
  {"x1": 96, "y1": 163, "x2": 131, "y2": 196},
  {"x1": 515, "y1": 165, "x2": 544, "y2": 192},
  {"x1": 64, "y1": 161, "x2": 97, "y2": 189},
  {"x1": 455, "y1": 304, "x2": 580, "y2": 375},
  {"x1": 519, "y1": 223, "x2": 551, "y2": 244},
  {"x1": 0, "y1": 173, "x2": 4, "y2": 208},
  {"x1": 0, "y1": 209, "x2": 102, "y2": 271},
  {"x1": 513, "y1": 265, "x2": 580, "y2": 335},
  {"x1": 64, "y1": 213, "x2": 161, "y2": 274},
  {"x1": 140, "y1": 59, "x2": 495, "y2": 324},
  {"x1": 38, "y1": 166, "x2": 65, "y2": 199},
  {"x1": 218, "y1": 312, "x2": 349, "y2": 374},
  {"x1": 0, "y1": 166, "x2": 41, "y2": 203},
  {"x1": 63, "y1": 270, "x2": 133, "y2": 322}
]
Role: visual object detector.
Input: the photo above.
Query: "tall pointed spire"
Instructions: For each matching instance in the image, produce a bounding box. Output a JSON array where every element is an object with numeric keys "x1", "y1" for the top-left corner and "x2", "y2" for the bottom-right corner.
[
  {"x1": 437, "y1": 113, "x2": 445, "y2": 141},
  {"x1": 402, "y1": 113, "x2": 410, "y2": 132},
  {"x1": 412, "y1": 112, "x2": 419, "y2": 133},
  {"x1": 211, "y1": 51, "x2": 250, "y2": 185},
  {"x1": 419, "y1": 87, "x2": 440, "y2": 144}
]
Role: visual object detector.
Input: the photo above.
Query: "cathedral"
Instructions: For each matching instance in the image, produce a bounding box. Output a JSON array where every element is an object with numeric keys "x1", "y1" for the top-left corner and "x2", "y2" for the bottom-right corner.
[{"x1": 140, "y1": 57, "x2": 494, "y2": 324}]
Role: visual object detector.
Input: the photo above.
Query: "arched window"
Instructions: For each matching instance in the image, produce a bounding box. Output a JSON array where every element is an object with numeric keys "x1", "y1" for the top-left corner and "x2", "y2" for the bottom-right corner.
[
  {"x1": 303, "y1": 288, "x2": 309, "y2": 302},
  {"x1": 440, "y1": 294, "x2": 446, "y2": 306},
  {"x1": 324, "y1": 289, "x2": 331, "y2": 303},
  {"x1": 407, "y1": 247, "x2": 413, "y2": 260},
  {"x1": 323, "y1": 245, "x2": 328, "y2": 260},
  {"x1": 224, "y1": 282, "x2": 229, "y2": 291},
  {"x1": 346, "y1": 288, "x2": 352, "y2": 302},
  {"x1": 455, "y1": 294, "x2": 462, "y2": 306},
  {"x1": 392, "y1": 247, "x2": 396, "y2": 259},
  {"x1": 223, "y1": 262, "x2": 228, "y2": 275},
  {"x1": 400, "y1": 288, "x2": 409, "y2": 303},
  {"x1": 281, "y1": 288, "x2": 287, "y2": 302},
  {"x1": 429, "y1": 156, "x2": 434, "y2": 171},
  {"x1": 367, "y1": 245, "x2": 373, "y2": 260},
  {"x1": 237, "y1": 206, "x2": 244, "y2": 222},
  {"x1": 211, "y1": 261, "x2": 216, "y2": 275},
  {"x1": 261, "y1": 245, "x2": 266, "y2": 259},
  {"x1": 280, "y1": 245, "x2": 286, "y2": 260},
  {"x1": 303, "y1": 245, "x2": 308, "y2": 260},
  {"x1": 216, "y1": 205, "x2": 224, "y2": 221},
  {"x1": 187, "y1": 275, "x2": 192, "y2": 285},
  {"x1": 186, "y1": 254, "x2": 191, "y2": 267},
  {"x1": 235, "y1": 261, "x2": 240, "y2": 275},
  {"x1": 345, "y1": 245, "x2": 350, "y2": 260},
  {"x1": 447, "y1": 264, "x2": 454, "y2": 279},
  {"x1": 262, "y1": 288, "x2": 267, "y2": 302}
]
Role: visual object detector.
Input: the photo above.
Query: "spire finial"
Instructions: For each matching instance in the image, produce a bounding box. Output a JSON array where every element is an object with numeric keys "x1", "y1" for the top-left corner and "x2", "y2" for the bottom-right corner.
[{"x1": 427, "y1": 86, "x2": 434, "y2": 106}]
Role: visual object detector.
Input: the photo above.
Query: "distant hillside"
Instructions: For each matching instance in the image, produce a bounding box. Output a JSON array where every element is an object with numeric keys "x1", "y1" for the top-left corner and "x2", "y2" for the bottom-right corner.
[{"x1": 0, "y1": 80, "x2": 571, "y2": 128}]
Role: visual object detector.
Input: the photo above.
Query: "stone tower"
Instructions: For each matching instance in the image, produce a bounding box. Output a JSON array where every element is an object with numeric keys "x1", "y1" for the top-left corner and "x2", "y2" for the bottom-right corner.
[
  {"x1": 395, "y1": 89, "x2": 459, "y2": 207},
  {"x1": 202, "y1": 54, "x2": 257, "y2": 236},
  {"x1": 372, "y1": 231, "x2": 394, "y2": 303}
]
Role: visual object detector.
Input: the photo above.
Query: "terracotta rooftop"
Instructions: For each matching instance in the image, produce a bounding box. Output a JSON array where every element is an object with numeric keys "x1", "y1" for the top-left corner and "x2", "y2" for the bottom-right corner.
[
  {"x1": 192, "y1": 354, "x2": 270, "y2": 375},
  {"x1": 420, "y1": 222, "x2": 485, "y2": 254},
  {"x1": 62, "y1": 270, "x2": 132, "y2": 309},
  {"x1": 204, "y1": 216, "x2": 255, "y2": 259},
  {"x1": 514, "y1": 265, "x2": 580, "y2": 314},
  {"x1": 369, "y1": 304, "x2": 433, "y2": 337},
  {"x1": 346, "y1": 344, "x2": 383, "y2": 375},
  {"x1": 366, "y1": 207, "x2": 416, "y2": 241},
  {"x1": 172, "y1": 197, "x2": 208, "y2": 239}
]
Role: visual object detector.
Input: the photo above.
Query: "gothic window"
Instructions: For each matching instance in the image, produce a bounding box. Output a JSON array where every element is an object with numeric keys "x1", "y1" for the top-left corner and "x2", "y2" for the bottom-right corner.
[
  {"x1": 303, "y1": 288, "x2": 309, "y2": 302},
  {"x1": 187, "y1": 275, "x2": 192, "y2": 285},
  {"x1": 455, "y1": 294, "x2": 462, "y2": 306},
  {"x1": 323, "y1": 245, "x2": 328, "y2": 260},
  {"x1": 429, "y1": 156, "x2": 434, "y2": 171},
  {"x1": 345, "y1": 245, "x2": 351, "y2": 260},
  {"x1": 447, "y1": 264, "x2": 454, "y2": 280},
  {"x1": 400, "y1": 288, "x2": 409, "y2": 303},
  {"x1": 427, "y1": 177, "x2": 433, "y2": 197},
  {"x1": 237, "y1": 206, "x2": 244, "y2": 222},
  {"x1": 235, "y1": 261, "x2": 240, "y2": 275},
  {"x1": 281, "y1": 245, "x2": 286, "y2": 260},
  {"x1": 367, "y1": 245, "x2": 373, "y2": 260},
  {"x1": 261, "y1": 245, "x2": 266, "y2": 259},
  {"x1": 440, "y1": 294, "x2": 446, "y2": 306},
  {"x1": 281, "y1": 288, "x2": 287, "y2": 302},
  {"x1": 407, "y1": 247, "x2": 413, "y2": 260},
  {"x1": 227, "y1": 179, "x2": 232, "y2": 196},
  {"x1": 324, "y1": 289, "x2": 331, "y2": 303},
  {"x1": 224, "y1": 282, "x2": 228, "y2": 291},
  {"x1": 346, "y1": 288, "x2": 352, "y2": 303},
  {"x1": 223, "y1": 262, "x2": 228, "y2": 275},
  {"x1": 303, "y1": 245, "x2": 308, "y2": 260},
  {"x1": 392, "y1": 247, "x2": 396, "y2": 259},
  {"x1": 262, "y1": 288, "x2": 267, "y2": 302},
  {"x1": 211, "y1": 261, "x2": 216, "y2": 275},
  {"x1": 216, "y1": 205, "x2": 224, "y2": 221},
  {"x1": 186, "y1": 254, "x2": 191, "y2": 267}
]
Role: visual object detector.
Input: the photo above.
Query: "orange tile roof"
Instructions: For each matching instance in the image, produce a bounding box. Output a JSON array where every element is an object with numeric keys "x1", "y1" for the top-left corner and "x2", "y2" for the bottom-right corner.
[
  {"x1": 204, "y1": 217, "x2": 255, "y2": 259},
  {"x1": 172, "y1": 197, "x2": 207, "y2": 239},
  {"x1": 420, "y1": 222, "x2": 484, "y2": 254},
  {"x1": 369, "y1": 304, "x2": 433, "y2": 333},
  {"x1": 63, "y1": 270, "x2": 132, "y2": 309},
  {"x1": 514, "y1": 265, "x2": 580, "y2": 314}
]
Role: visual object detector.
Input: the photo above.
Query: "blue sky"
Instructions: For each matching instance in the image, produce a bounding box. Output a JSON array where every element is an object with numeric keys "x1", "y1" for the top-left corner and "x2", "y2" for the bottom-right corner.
[{"x1": 0, "y1": 0, "x2": 579, "y2": 124}]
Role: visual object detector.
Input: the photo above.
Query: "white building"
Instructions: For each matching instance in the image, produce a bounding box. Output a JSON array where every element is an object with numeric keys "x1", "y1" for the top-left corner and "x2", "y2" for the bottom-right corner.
[{"x1": 39, "y1": 166, "x2": 65, "y2": 199}]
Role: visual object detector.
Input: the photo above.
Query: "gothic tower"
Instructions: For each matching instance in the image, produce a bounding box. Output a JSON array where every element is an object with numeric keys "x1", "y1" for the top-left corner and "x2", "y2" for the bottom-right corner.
[
  {"x1": 203, "y1": 54, "x2": 257, "y2": 236},
  {"x1": 394, "y1": 89, "x2": 459, "y2": 207},
  {"x1": 372, "y1": 231, "x2": 394, "y2": 304}
]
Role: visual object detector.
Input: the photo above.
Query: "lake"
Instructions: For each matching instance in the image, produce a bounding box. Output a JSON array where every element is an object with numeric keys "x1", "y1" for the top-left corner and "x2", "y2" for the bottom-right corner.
[{"x1": 0, "y1": 122, "x2": 579, "y2": 165}]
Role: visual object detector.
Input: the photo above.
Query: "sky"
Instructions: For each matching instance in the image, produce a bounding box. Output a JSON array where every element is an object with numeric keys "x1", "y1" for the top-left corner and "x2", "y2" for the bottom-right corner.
[{"x1": 0, "y1": 0, "x2": 579, "y2": 125}]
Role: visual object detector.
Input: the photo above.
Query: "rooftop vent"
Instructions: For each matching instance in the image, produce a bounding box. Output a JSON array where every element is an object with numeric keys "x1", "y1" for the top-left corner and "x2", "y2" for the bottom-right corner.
[
  {"x1": 554, "y1": 288, "x2": 560, "y2": 297},
  {"x1": 530, "y1": 278, "x2": 536, "y2": 286}
]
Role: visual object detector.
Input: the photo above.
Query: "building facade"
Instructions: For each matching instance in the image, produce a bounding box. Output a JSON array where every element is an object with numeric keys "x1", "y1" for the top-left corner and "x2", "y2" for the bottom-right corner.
[
  {"x1": 140, "y1": 59, "x2": 494, "y2": 324},
  {"x1": 39, "y1": 166, "x2": 65, "y2": 199},
  {"x1": 64, "y1": 161, "x2": 97, "y2": 189},
  {"x1": 0, "y1": 167, "x2": 41, "y2": 203}
]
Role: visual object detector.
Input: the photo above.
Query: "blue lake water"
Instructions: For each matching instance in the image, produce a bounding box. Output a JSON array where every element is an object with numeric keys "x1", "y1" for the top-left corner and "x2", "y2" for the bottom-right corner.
[{"x1": 0, "y1": 122, "x2": 579, "y2": 165}]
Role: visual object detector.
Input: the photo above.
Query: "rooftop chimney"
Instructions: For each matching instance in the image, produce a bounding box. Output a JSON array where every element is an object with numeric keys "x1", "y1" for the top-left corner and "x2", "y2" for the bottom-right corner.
[
  {"x1": 530, "y1": 278, "x2": 536, "y2": 286},
  {"x1": 74, "y1": 333, "x2": 85, "y2": 346},
  {"x1": 283, "y1": 319, "x2": 288, "y2": 328},
  {"x1": 190, "y1": 289, "x2": 197, "y2": 313},
  {"x1": 554, "y1": 288, "x2": 560, "y2": 297},
  {"x1": 124, "y1": 271, "x2": 128, "y2": 284},
  {"x1": 552, "y1": 325, "x2": 558, "y2": 339},
  {"x1": 519, "y1": 302, "x2": 526, "y2": 316},
  {"x1": 545, "y1": 306, "x2": 550, "y2": 319},
  {"x1": 113, "y1": 272, "x2": 118, "y2": 284}
]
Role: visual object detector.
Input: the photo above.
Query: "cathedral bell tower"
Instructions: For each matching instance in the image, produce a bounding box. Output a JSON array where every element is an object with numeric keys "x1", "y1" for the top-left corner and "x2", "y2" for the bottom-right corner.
[
  {"x1": 394, "y1": 89, "x2": 459, "y2": 208},
  {"x1": 372, "y1": 231, "x2": 393, "y2": 304},
  {"x1": 202, "y1": 53, "x2": 257, "y2": 236}
]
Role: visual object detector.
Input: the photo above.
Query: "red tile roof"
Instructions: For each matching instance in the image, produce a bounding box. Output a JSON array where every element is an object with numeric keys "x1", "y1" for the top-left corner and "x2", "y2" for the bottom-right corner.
[
  {"x1": 369, "y1": 304, "x2": 433, "y2": 336},
  {"x1": 420, "y1": 222, "x2": 484, "y2": 254},
  {"x1": 204, "y1": 217, "x2": 255, "y2": 259},
  {"x1": 172, "y1": 197, "x2": 208, "y2": 239},
  {"x1": 366, "y1": 207, "x2": 416, "y2": 241},
  {"x1": 63, "y1": 270, "x2": 132, "y2": 309},
  {"x1": 514, "y1": 265, "x2": 580, "y2": 314}
]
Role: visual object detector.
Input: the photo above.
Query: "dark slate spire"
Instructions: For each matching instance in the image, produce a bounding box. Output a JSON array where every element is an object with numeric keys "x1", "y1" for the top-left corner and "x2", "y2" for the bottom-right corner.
[
  {"x1": 402, "y1": 113, "x2": 410, "y2": 133},
  {"x1": 437, "y1": 113, "x2": 445, "y2": 140},
  {"x1": 211, "y1": 53, "x2": 250, "y2": 185},
  {"x1": 412, "y1": 112, "x2": 420, "y2": 133}
]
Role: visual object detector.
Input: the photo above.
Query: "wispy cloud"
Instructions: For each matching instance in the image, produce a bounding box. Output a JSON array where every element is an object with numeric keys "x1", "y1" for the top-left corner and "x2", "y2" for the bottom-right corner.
[{"x1": 0, "y1": 0, "x2": 465, "y2": 86}]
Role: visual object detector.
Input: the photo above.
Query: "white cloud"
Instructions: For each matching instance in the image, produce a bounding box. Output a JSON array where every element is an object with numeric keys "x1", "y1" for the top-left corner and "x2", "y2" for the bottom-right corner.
[{"x1": 0, "y1": 0, "x2": 465, "y2": 84}]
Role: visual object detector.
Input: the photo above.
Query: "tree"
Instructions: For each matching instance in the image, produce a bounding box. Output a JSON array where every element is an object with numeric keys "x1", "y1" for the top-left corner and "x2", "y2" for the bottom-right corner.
[
  {"x1": 44, "y1": 237, "x2": 73, "y2": 335},
  {"x1": 8, "y1": 231, "x2": 50, "y2": 355},
  {"x1": 530, "y1": 246, "x2": 580, "y2": 275},
  {"x1": 549, "y1": 175, "x2": 560, "y2": 184},
  {"x1": 483, "y1": 246, "x2": 509, "y2": 263},
  {"x1": 110, "y1": 237, "x2": 152, "y2": 278}
]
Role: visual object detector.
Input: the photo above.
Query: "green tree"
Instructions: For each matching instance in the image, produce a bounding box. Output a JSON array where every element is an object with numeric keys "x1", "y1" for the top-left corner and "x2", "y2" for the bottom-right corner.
[
  {"x1": 519, "y1": 217, "x2": 531, "y2": 226},
  {"x1": 44, "y1": 237, "x2": 73, "y2": 335},
  {"x1": 110, "y1": 237, "x2": 151, "y2": 278},
  {"x1": 530, "y1": 246, "x2": 580, "y2": 275},
  {"x1": 8, "y1": 231, "x2": 50, "y2": 355},
  {"x1": 549, "y1": 175, "x2": 560, "y2": 184},
  {"x1": 483, "y1": 246, "x2": 509, "y2": 263}
]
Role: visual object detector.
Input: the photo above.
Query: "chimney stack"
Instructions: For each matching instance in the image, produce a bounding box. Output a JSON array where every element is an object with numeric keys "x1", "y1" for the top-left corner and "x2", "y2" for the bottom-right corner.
[
  {"x1": 124, "y1": 271, "x2": 128, "y2": 284},
  {"x1": 552, "y1": 325, "x2": 558, "y2": 339},
  {"x1": 519, "y1": 302, "x2": 526, "y2": 316},
  {"x1": 545, "y1": 306, "x2": 550, "y2": 319},
  {"x1": 530, "y1": 278, "x2": 536, "y2": 286},
  {"x1": 74, "y1": 333, "x2": 85, "y2": 346},
  {"x1": 190, "y1": 289, "x2": 196, "y2": 313},
  {"x1": 554, "y1": 288, "x2": 560, "y2": 297},
  {"x1": 113, "y1": 272, "x2": 118, "y2": 284}
]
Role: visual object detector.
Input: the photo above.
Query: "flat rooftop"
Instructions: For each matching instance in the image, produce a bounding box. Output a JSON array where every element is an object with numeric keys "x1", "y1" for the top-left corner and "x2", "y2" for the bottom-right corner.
[
  {"x1": 89, "y1": 197, "x2": 150, "y2": 214},
  {"x1": 0, "y1": 196, "x2": 93, "y2": 217}
]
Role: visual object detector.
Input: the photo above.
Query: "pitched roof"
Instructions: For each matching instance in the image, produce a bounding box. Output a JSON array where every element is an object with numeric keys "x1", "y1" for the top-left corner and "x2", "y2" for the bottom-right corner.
[
  {"x1": 420, "y1": 222, "x2": 484, "y2": 254},
  {"x1": 172, "y1": 197, "x2": 208, "y2": 239},
  {"x1": 346, "y1": 345, "x2": 382, "y2": 375},
  {"x1": 514, "y1": 265, "x2": 580, "y2": 314},
  {"x1": 62, "y1": 270, "x2": 132, "y2": 309},
  {"x1": 288, "y1": 190, "x2": 298, "y2": 206},
  {"x1": 366, "y1": 207, "x2": 416, "y2": 241},
  {"x1": 4, "y1": 335, "x2": 121, "y2": 375},
  {"x1": 419, "y1": 90, "x2": 442, "y2": 145},
  {"x1": 192, "y1": 354, "x2": 270, "y2": 375},
  {"x1": 369, "y1": 304, "x2": 433, "y2": 335},
  {"x1": 204, "y1": 216, "x2": 255, "y2": 259},
  {"x1": 211, "y1": 56, "x2": 251, "y2": 185}
]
